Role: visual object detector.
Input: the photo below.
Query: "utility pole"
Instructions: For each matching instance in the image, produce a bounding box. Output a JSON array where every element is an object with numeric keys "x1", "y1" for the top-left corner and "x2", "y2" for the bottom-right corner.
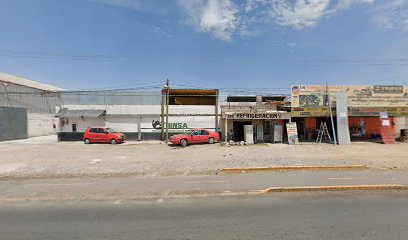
[
  {"x1": 165, "y1": 79, "x2": 170, "y2": 144},
  {"x1": 161, "y1": 89, "x2": 165, "y2": 142}
]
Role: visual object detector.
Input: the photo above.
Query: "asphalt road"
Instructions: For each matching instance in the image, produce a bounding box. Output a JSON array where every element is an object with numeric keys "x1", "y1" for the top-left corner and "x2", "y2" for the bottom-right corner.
[
  {"x1": 2, "y1": 170, "x2": 408, "y2": 201},
  {"x1": 1, "y1": 192, "x2": 408, "y2": 240}
]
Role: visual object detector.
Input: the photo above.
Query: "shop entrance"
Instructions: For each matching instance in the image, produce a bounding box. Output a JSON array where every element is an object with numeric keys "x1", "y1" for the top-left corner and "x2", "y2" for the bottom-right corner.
[{"x1": 232, "y1": 121, "x2": 252, "y2": 142}]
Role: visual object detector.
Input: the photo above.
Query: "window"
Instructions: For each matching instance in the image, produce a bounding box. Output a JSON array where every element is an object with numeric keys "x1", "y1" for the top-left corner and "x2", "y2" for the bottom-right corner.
[
  {"x1": 201, "y1": 130, "x2": 209, "y2": 135},
  {"x1": 106, "y1": 128, "x2": 116, "y2": 133},
  {"x1": 90, "y1": 128, "x2": 98, "y2": 133},
  {"x1": 184, "y1": 130, "x2": 194, "y2": 135},
  {"x1": 72, "y1": 124, "x2": 77, "y2": 132},
  {"x1": 192, "y1": 131, "x2": 200, "y2": 136},
  {"x1": 98, "y1": 128, "x2": 108, "y2": 134}
]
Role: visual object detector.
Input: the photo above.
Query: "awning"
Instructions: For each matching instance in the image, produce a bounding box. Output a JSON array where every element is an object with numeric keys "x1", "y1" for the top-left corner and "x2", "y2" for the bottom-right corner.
[{"x1": 55, "y1": 108, "x2": 106, "y2": 118}]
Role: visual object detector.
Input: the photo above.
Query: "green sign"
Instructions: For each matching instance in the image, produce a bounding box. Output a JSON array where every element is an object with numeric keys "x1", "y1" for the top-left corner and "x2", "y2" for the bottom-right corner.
[{"x1": 168, "y1": 123, "x2": 188, "y2": 129}]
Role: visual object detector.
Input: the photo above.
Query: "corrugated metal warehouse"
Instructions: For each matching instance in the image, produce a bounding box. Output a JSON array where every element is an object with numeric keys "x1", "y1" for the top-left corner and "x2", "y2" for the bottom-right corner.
[{"x1": 0, "y1": 72, "x2": 62, "y2": 140}]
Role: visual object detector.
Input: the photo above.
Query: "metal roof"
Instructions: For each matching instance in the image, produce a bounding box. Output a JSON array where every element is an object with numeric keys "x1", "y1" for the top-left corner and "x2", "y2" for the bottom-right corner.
[
  {"x1": 166, "y1": 89, "x2": 219, "y2": 95},
  {"x1": 60, "y1": 90, "x2": 161, "y2": 105},
  {"x1": 0, "y1": 72, "x2": 64, "y2": 92},
  {"x1": 55, "y1": 108, "x2": 106, "y2": 118}
]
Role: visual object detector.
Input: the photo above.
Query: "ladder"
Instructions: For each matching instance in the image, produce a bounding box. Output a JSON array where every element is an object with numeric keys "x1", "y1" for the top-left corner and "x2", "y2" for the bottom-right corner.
[{"x1": 316, "y1": 122, "x2": 332, "y2": 143}]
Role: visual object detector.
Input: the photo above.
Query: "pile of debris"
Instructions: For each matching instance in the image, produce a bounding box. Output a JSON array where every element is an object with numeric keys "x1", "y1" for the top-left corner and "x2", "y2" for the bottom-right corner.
[{"x1": 221, "y1": 141, "x2": 248, "y2": 147}]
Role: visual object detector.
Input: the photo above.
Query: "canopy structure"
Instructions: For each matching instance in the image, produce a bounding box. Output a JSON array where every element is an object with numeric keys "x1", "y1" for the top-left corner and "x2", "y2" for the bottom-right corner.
[{"x1": 55, "y1": 108, "x2": 106, "y2": 118}]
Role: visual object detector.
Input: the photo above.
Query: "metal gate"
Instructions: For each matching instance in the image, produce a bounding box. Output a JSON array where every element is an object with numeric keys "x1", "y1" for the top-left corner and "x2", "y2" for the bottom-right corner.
[{"x1": 0, "y1": 107, "x2": 28, "y2": 141}]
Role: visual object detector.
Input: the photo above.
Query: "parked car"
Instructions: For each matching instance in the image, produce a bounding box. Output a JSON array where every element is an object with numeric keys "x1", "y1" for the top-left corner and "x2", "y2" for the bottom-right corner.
[
  {"x1": 83, "y1": 127, "x2": 126, "y2": 144},
  {"x1": 169, "y1": 129, "x2": 220, "y2": 147}
]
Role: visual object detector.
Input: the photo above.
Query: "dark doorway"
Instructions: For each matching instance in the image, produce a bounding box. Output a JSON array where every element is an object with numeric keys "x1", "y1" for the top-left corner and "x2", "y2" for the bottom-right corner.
[{"x1": 233, "y1": 121, "x2": 252, "y2": 142}]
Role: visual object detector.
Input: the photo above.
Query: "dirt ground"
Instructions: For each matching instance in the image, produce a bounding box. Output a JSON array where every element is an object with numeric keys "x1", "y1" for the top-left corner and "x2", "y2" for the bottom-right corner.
[{"x1": 0, "y1": 136, "x2": 407, "y2": 179}]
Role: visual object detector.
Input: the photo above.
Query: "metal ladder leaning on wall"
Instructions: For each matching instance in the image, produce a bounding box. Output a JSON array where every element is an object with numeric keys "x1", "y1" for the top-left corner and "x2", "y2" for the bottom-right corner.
[{"x1": 316, "y1": 122, "x2": 332, "y2": 143}]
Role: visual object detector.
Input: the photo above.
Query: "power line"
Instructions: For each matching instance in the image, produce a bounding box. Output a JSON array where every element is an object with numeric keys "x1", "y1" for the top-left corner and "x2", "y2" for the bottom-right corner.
[
  {"x1": 78, "y1": 81, "x2": 164, "y2": 91},
  {"x1": 1, "y1": 91, "x2": 289, "y2": 97},
  {"x1": 1, "y1": 49, "x2": 408, "y2": 66}
]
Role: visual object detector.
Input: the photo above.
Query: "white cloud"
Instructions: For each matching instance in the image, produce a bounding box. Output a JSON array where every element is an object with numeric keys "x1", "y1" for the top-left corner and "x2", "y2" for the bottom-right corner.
[
  {"x1": 270, "y1": 0, "x2": 330, "y2": 29},
  {"x1": 270, "y1": 0, "x2": 374, "y2": 29},
  {"x1": 179, "y1": 0, "x2": 241, "y2": 41},
  {"x1": 179, "y1": 0, "x2": 375, "y2": 40},
  {"x1": 372, "y1": 1, "x2": 408, "y2": 30}
]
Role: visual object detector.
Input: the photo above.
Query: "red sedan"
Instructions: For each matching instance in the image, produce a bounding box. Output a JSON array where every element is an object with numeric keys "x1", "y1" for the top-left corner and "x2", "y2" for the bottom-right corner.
[
  {"x1": 83, "y1": 127, "x2": 126, "y2": 144},
  {"x1": 169, "y1": 129, "x2": 220, "y2": 147}
]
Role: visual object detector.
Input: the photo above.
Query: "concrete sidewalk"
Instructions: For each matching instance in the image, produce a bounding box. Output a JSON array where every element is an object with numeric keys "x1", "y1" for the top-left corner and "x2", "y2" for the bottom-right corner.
[
  {"x1": 2, "y1": 141, "x2": 408, "y2": 180},
  {"x1": 1, "y1": 170, "x2": 408, "y2": 202}
]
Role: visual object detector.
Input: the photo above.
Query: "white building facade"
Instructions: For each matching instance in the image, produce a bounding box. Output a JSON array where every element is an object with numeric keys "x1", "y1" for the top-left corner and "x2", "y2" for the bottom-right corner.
[{"x1": 56, "y1": 89, "x2": 220, "y2": 141}]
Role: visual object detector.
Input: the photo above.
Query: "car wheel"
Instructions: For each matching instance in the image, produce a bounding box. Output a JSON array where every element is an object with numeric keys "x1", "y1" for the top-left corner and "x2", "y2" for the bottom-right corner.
[
  {"x1": 208, "y1": 138, "x2": 215, "y2": 144},
  {"x1": 180, "y1": 139, "x2": 188, "y2": 147},
  {"x1": 84, "y1": 138, "x2": 91, "y2": 144},
  {"x1": 110, "y1": 139, "x2": 117, "y2": 145}
]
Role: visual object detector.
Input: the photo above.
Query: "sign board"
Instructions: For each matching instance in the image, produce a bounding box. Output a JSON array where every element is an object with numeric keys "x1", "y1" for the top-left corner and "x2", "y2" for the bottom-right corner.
[
  {"x1": 291, "y1": 85, "x2": 408, "y2": 108},
  {"x1": 148, "y1": 115, "x2": 217, "y2": 133},
  {"x1": 225, "y1": 112, "x2": 291, "y2": 120},
  {"x1": 286, "y1": 122, "x2": 299, "y2": 145},
  {"x1": 380, "y1": 112, "x2": 388, "y2": 119},
  {"x1": 382, "y1": 120, "x2": 390, "y2": 126},
  {"x1": 291, "y1": 85, "x2": 408, "y2": 117},
  {"x1": 380, "y1": 118, "x2": 396, "y2": 144}
]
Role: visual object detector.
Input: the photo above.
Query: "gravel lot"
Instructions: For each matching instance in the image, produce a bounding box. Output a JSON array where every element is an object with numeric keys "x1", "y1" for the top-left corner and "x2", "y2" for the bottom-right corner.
[{"x1": 0, "y1": 136, "x2": 407, "y2": 179}]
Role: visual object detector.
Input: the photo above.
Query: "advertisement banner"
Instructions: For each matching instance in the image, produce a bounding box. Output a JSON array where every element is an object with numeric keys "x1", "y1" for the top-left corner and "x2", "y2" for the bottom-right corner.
[
  {"x1": 291, "y1": 85, "x2": 408, "y2": 108},
  {"x1": 291, "y1": 85, "x2": 408, "y2": 117},
  {"x1": 286, "y1": 122, "x2": 299, "y2": 145}
]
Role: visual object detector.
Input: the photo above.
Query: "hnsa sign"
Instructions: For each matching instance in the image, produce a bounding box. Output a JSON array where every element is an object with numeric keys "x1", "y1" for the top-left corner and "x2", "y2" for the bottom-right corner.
[{"x1": 168, "y1": 123, "x2": 188, "y2": 129}]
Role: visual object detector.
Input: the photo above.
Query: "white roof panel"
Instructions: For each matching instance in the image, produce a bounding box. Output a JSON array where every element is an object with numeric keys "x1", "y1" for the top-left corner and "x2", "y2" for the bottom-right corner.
[{"x1": 0, "y1": 72, "x2": 64, "y2": 92}]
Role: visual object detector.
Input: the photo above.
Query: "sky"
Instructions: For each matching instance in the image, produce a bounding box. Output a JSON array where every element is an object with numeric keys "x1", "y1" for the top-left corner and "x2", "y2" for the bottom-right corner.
[{"x1": 0, "y1": 0, "x2": 407, "y2": 94}]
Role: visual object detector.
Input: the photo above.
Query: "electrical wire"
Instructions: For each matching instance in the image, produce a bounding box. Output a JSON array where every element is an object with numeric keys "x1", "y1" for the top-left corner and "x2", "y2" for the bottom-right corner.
[{"x1": 1, "y1": 49, "x2": 408, "y2": 66}]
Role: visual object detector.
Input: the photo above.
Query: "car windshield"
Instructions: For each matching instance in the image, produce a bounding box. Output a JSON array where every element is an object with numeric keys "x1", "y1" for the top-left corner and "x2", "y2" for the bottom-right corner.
[
  {"x1": 183, "y1": 130, "x2": 193, "y2": 135},
  {"x1": 105, "y1": 128, "x2": 116, "y2": 133}
]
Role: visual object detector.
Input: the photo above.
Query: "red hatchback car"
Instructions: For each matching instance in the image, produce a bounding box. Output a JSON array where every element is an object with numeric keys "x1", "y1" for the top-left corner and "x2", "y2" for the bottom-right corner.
[
  {"x1": 169, "y1": 129, "x2": 220, "y2": 147},
  {"x1": 83, "y1": 127, "x2": 126, "y2": 144}
]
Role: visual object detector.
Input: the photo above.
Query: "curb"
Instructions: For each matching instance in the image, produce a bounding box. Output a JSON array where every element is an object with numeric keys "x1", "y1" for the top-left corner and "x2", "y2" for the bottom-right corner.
[
  {"x1": 1, "y1": 184, "x2": 407, "y2": 203},
  {"x1": 263, "y1": 184, "x2": 408, "y2": 193},
  {"x1": 220, "y1": 165, "x2": 368, "y2": 173}
]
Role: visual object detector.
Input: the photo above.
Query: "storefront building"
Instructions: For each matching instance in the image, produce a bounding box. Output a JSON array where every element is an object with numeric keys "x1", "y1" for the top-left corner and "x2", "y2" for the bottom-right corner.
[
  {"x1": 290, "y1": 85, "x2": 408, "y2": 141},
  {"x1": 56, "y1": 89, "x2": 220, "y2": 141},
  {"x1": 221, "y1": 96, "x2": 291, "y2": 143}
]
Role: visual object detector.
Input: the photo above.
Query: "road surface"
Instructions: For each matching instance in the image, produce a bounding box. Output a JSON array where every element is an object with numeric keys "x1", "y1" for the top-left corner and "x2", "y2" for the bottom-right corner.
[
  {"x1": 1, "y1": 192, "x2": 407, "y2": 240},
  {"x1": 1, "y1": 170, "x2": 408, "y2": 201}
]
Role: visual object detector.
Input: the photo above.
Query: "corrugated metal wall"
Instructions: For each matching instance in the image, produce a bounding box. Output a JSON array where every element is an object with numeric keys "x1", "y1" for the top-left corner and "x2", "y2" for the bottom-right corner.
[
  {"x1": 1, "y1": 81, "x2": 60, "y2": 137},
  {"x1": 61, "y1": 91, "x2": 161, "y2": 105},
  {"x1": 336, "y1": 92, "x2": 351, "y2": 144},
  {"x1": 0, "y1": 82, "x2": 60, "y2": 114},
  {"x1": 0, "y1": 107, "x2": 28, "y2": 141}
]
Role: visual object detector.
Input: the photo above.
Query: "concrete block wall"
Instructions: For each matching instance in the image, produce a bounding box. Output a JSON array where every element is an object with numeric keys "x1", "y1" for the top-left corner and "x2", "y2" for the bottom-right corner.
[
  {"x1": 107, "y1": 105, "x2": 160, "y2": 115},
  {"x1": 27, "y1": 113, "x2": 58, "y2": 137},
  {"x1": 106, "y1": 105, "x2": 219, "y2": 115},
  {"x1": 169, "y1": 105, "x2": 218, "y2": 115},
  {"x1": 105, "y1": 116, "x2": 142, "y2": 133}
]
